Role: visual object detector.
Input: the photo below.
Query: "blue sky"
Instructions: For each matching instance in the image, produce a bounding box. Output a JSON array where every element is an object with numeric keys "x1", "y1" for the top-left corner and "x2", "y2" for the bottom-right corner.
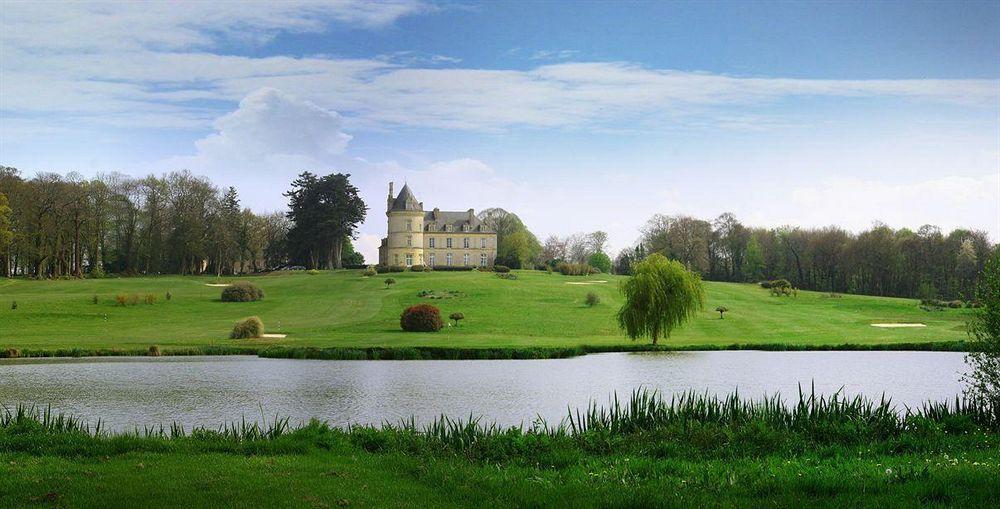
[{"x1": 1, "y1": 0, "x2": 998, "y2": 261}]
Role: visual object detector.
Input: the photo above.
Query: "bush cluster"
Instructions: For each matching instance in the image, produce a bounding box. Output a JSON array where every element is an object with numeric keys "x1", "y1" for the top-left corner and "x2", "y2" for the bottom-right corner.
[
  {"x1": 585, "y1": 292, "x2": 600, "y2": 307},
  {"x1": 230, "y1": 316, "x2": 264, "y2": 339},
  {"x1": 410, "y1": 265, "x2": 430, "y2": 272},
  {"x1": 143, "y1": 294, "x2": 156, "y2": 305},
  {"x1": 493, "y1": 265, "x2": 511, "y2": 273},
  {"x1": 374, "y1": 265, "x2": 406, "y2": 273},
  {"x1": 115, "y1": 294, "x2": 143, "y2": 306},
  {"x1": 400, "y1": 304, "x2": 444, "y2": 332},
  {"x1": 147, "y1": 345, "x2": 161, "y2": 356},
  {"x1": 556, "y1": 262, "x2": 598, "y2": 276},
  {"x1": 362, "y1": 266, "x2": 378, "y2": 277},
  {"x1": 429, "y1": 266, "x2": 475, "y2": 272},
  {"x1": 221, "y1": 282, "x2": 265, "y2": 302},
  {"x1": 496, "y1": 273, "x2": 517, "y2": 280}
]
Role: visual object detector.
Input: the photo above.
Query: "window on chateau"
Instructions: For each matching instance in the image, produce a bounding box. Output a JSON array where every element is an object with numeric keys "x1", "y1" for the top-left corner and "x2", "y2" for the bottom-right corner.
[
  {"x1": 405, "y1": 254, "x2": 413, "y2": 266},
  {"x1": 463, "y1": 253, "x2": 470, "y2": 266},
  {"x1": 481, "y1": 238, "x2": 486, "y2": 248},
  {"x1": 429, "y1": 237, "x2": 435, "y2": 248},
  {"x1": 446, "y1": 253, "x2": 453, "y2": 266},
  {"x1": 405, "y1": 220, "x2": 413, "y2": 231},
  {"x1": 480, "y1": 253, "x2": 487, "y2": 267},
  {"x1": 446, "y1": 238, "x2": 453, "y2": 248},
  {"x1": 429, "y1": 253, "x2": 436, "y2": 266},
  {"x1": 463, "y1": 238, "x2": 469, "y2": 248},
  {"x1": 406, "y1": 235, "x2": 412, "y2": 247}
]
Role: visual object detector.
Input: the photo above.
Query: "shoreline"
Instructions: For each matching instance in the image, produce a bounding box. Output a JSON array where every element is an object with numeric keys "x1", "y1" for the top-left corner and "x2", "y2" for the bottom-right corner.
[{"x1": 0, "y1": 340, "x2": 971, "y2": 361}]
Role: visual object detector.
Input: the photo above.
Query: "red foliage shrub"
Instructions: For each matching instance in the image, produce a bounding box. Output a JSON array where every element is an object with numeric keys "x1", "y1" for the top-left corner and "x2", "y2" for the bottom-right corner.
[{"x1": 400, "y1": 304, "x2": 444, "y2": 332}]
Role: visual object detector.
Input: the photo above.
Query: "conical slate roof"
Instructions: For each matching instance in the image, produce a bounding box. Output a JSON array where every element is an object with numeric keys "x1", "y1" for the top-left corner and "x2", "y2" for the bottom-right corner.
[{"x1": 390, "y1": 184, "x2": 422, "y2": 212}]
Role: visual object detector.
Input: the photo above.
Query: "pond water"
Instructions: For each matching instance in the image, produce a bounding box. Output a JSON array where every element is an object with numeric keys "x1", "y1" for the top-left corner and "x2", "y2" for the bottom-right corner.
[{"x1": 0, "y1": 351, "x2": 970, "y2": 431}]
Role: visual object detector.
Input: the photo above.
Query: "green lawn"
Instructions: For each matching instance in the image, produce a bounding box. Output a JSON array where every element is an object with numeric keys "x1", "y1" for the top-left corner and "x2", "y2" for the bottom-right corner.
[{"x1": 0, "y1": 270, "x2": 971, "y2": 354}]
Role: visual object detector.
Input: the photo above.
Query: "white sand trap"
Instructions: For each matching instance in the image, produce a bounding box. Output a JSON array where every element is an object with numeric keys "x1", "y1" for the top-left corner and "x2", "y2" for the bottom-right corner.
[
  {"x1": 871, "y1": 323, "x2": 926, "y2": 328},
  {"x1": 566, "y1": 280, "x2": 608, "y2": 285},
  {"x1": 204, "y1": 283, "x2": 230, "y2": 287},
  {"x1": 261, "y1": 333, "x2": 287, "y2": 338}
]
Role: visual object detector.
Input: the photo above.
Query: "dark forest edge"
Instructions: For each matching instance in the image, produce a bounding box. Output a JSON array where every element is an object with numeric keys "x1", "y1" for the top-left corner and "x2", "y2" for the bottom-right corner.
[{"x1": 0, "y1": 340, "x2": 973, "y2": 361}]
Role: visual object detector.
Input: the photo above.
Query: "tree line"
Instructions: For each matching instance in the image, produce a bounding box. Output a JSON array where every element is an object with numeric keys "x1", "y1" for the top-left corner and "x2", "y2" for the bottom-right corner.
[
  {"x1": 0, "y1": 167, "x2": 365, "y2": 278},
  {"x1": 617, "y1": 213, "x2": 993, "y2": 300}
]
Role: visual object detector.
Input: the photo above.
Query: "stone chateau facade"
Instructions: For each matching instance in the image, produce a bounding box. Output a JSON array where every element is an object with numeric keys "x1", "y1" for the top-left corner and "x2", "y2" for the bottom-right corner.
[{"x1": 377, "y1": 182, "x2": 498, "y2": 268}]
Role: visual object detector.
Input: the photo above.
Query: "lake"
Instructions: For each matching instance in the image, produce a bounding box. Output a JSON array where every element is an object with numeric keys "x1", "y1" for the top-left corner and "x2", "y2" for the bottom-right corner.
[{"x1": 0, "y1": 351, "x2": 970, "y2": 431}]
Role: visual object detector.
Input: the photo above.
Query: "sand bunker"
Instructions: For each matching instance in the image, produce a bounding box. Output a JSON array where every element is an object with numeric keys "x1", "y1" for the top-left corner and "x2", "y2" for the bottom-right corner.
[
  {"x1": 566, "y1": 280, "x2": 608, "y2": 285},
  {"x1": 204, "y1": 283, "x2": 230, "y2": 287},
  {"x1": 870, "y1": 323, "x2": 926, "y2": 328},
  {"x1": 261, "y1": 333, "x2": 287, "y2": 338}
]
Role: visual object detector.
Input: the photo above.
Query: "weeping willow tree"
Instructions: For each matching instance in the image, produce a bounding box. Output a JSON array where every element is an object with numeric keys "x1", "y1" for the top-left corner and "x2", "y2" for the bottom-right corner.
[
  {"x1": 964, "y1": 250, "x2": 1000, "y2": 407},
  {"x1": 616, "y1": 253, "x2": 705, "y2": 345}
]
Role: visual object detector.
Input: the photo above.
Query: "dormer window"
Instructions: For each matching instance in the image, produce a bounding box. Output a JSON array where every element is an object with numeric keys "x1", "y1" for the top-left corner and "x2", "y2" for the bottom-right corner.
[
  {"x1": 446, "y1": 224, "x2": 453, "y2": 232},
  {"x1": 462, "y1": 224, "x2": 470, "y2": 232}
]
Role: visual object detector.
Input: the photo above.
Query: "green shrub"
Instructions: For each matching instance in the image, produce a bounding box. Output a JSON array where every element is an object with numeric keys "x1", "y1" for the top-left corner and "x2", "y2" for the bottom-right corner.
[
  {"x1": 375, "y1": 265, "x2": 406, "y2": 273},
  {"x1": 410, "y1": 264, "x2": 429, "y2": 272},
  {"x1": 449, "y1": 312, "x2": 465, "y2": 326},
  {"x1": 362, "y1": 266, "x2": 378, "y2": 277},
  {"x1": 144, "y1": 294, "x2": 156, "y2": 305},
  {"x1": 400, "y1": 304, "x2": 444, "y2": 332},
  {"x1": 493, "y1": 265, "x2": 511, "y2": 273},
  {"x1": 384, "y1": 278, "x2": 396, "y2": 288},
  {"x1": 587, "y1": 251, "x2": 612, "y2": 274},
  {"x1": 230, "y1": 316, "x2": 264, "y2": 339},
  {"x1": 585, "y1": 292, "x2": 600, "y2": 307},
  {"x1": 147, "y1": 345, "x2": 161, "y2": 356},
  {"x1": 430, "y1": 266, "x2": 475, "y2": 272},
  {"x1": 221, "y1": 281, "x2": 264, "y2": 302}
]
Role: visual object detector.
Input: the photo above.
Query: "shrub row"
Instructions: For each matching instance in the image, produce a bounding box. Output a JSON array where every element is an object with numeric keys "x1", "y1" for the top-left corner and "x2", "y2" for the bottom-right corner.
[
  {"x1": 114, "y1": 293, "x2": 157, "y2": 306},
  {"x1": 920, "y1": 298, "x2": 980, "y2": 308},
  {"x1": 556, "y1": 262, "x2": 598, "y2": 276},
  {"x1": 374, "y1": 265, "x2": 406, "y2": 273},
  {"x1": 427, "y1": 266, "x2": 475, "y2": 272},
  {"x1": 759, "y1": 279, "x2": 792, "y2": 289}
]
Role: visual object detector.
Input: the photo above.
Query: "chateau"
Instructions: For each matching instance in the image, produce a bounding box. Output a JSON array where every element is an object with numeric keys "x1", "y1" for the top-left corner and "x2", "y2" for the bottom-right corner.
[{"x1": 378, "y1": 183, "x2": 498, "y2": 268}]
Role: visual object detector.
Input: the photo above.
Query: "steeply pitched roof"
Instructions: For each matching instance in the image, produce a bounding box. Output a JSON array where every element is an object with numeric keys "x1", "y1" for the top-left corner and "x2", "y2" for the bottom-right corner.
[
  {"x1": 423, "y1": 210, "x2": 494, "y2": 233},
  {"x1": 390, "y1": 184, "x2": 422, "y2": 212}
]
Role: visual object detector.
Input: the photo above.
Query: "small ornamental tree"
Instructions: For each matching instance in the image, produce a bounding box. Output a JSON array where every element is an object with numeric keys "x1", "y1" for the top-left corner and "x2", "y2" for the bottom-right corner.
[
  {"x1": 716, "y1": 306, "x2": 729, "y2": 319},
  {"x1": 449, "y1": 312, "x2": 465, "y2": 326},
  {"x1": 616, "y1": 253, "x2": 705, "y2": 345},
  {"x1": 400, "y1": 304, "x2": 444, "y2": 332},
  {"x1": 384, "y1": 277, "x2": 396, "y2": 289}
]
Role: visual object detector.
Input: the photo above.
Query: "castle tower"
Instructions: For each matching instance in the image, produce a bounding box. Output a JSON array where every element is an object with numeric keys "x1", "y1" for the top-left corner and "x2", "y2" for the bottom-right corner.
[{"x1": 382, "y1": 182, "x2": 425, "y2": 267}]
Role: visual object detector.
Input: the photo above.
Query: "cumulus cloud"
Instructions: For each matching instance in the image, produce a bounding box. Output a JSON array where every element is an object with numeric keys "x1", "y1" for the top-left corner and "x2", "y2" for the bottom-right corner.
[{"x1": 195, "y1": 88, "x2": 352, "y2": 160}]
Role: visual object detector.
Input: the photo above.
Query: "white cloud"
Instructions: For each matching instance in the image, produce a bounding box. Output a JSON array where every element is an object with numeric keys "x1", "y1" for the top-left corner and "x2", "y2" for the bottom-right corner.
[{"x1": 195, "y1": 88, "x2": 351, "y2": 160}]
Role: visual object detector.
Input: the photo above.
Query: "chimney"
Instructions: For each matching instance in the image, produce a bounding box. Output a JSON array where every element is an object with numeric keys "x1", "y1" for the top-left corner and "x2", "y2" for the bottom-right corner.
[
  {"x1": 433, "y1": 207, "x2": 440, "y2": 220},
  {"x1": 386, "y1": 181, "x2": 394, "y2": 212},
  {"x1": 467, "y1": 209, "x2": 474, "y2": 222}
]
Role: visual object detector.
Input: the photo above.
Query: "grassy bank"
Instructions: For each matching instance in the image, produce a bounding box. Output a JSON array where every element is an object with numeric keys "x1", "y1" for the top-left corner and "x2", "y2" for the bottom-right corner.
[
  {"x1": 1, "y1": 390, "x2": 997, "y2": 508},
  {"x1": 1, "y1": 270, "x2": 972, "y2": 357}
]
